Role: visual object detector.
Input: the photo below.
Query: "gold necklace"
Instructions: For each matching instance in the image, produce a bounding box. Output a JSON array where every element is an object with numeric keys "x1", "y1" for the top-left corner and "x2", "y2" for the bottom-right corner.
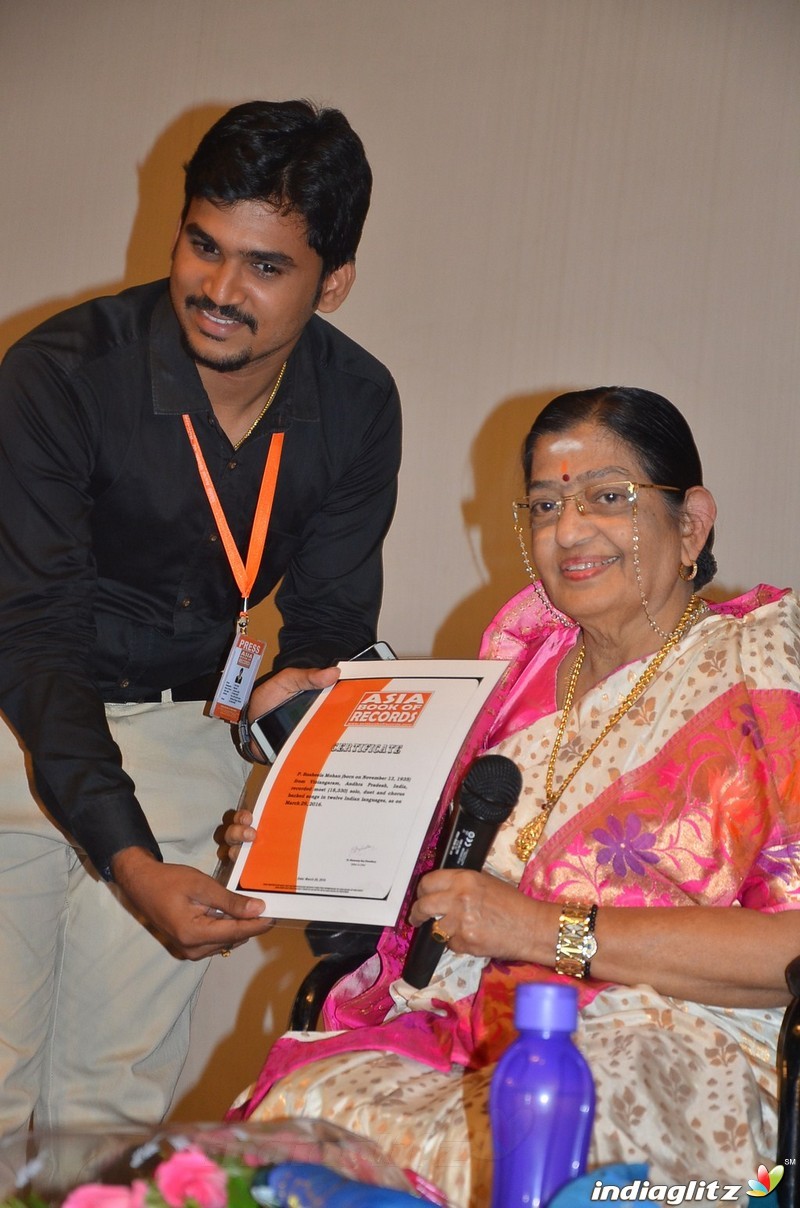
[
  {"x1": 514, "y1": 594, "x2": 706, "y2": 861},
  {"x1": 232, "y1": 361, "x2": 287, "y2": 451}
]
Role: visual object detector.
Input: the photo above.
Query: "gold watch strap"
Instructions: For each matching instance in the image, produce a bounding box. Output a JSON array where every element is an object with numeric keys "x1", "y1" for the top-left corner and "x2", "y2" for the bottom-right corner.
[{"x1": 555, "y1": 901, "x2": 598, "y2": 980}]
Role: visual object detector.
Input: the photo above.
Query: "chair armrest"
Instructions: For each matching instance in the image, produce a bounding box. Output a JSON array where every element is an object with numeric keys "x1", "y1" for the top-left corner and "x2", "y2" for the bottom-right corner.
[
  {"x1": 289, "y1": 949, "x2": 375, "y2": 1032},
  {"x1": 303, "y1": 922, "x2": 382, "y2": 959}
]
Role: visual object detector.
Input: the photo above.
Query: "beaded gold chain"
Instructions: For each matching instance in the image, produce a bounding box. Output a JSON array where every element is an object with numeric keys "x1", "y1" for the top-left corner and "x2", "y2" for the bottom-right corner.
[
  {"x1": 233, "y1": 361, "x2": 287, "y2": 451},
  {"x1": 514, "y1": 593, "x2": 707, "y2": 861}
]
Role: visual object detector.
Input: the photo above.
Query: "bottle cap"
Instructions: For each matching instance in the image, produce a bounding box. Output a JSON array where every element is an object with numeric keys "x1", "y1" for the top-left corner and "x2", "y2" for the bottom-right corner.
[{"x1": 515, "y1": 982, "x2": 578, "y2": 1032}]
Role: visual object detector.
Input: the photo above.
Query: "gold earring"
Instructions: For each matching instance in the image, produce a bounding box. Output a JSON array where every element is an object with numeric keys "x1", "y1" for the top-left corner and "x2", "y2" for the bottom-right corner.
[{"x1": 678, "y1": 560, "x2": 698, "y2": 582}]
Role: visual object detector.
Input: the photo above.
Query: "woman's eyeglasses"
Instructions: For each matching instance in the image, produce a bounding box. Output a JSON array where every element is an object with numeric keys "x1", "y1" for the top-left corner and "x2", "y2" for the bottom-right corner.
[{"x1": 512, "y1": 481, "x2": 681, "y2": 530}]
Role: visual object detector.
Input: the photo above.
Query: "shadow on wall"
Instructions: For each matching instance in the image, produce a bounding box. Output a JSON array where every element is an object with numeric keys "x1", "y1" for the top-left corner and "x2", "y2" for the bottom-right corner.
[
  {"x1": 0, "y1": 103, "x2": 227, "y2": 356},
  {"x1": 432, "y1": 388, "x2": 571, "y2": 659}
]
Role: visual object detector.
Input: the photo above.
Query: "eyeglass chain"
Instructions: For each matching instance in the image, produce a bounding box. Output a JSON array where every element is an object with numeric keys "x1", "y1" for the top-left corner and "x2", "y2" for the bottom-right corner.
[
  {"x1": 514, "y1": 496, "x2": 694, "y2": 640},
  {"x1": 631, "y1": 500, "x2": 675, "y2": 640},
  {"x1": 512, "y1": 504, "x2": 577, "y2": 630},
  {"x1": 513, "y1": 591, "x2": 707, "y2": 861}
]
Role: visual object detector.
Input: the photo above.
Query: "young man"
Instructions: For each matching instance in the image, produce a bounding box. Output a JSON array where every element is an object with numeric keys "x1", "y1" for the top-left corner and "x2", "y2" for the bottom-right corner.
[{"x1": 0, "y1": 101, "x2": 401, "y2": 1134}]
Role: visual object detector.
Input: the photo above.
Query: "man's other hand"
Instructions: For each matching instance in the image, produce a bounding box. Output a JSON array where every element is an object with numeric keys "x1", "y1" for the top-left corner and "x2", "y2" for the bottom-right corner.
[{"x1": 110, "y1": 846, "x2": 274, "y2": 960}]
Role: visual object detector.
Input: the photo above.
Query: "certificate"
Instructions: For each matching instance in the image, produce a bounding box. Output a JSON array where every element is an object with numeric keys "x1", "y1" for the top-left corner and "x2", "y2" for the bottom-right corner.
[{"x1": 226, "y1": 659, "x2": 508, "y2": 926}]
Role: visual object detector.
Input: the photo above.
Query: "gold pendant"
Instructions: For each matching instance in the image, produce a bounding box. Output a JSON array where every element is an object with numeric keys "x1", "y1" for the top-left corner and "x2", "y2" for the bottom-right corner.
[{"x1": 514, "y1": 807, "x2": 550, "y2": 862}]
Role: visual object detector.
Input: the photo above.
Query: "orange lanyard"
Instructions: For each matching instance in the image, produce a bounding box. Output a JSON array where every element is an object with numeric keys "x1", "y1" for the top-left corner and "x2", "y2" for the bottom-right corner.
[{"x1": 182, "y1": 415, "x2": 284, "y2": 633}]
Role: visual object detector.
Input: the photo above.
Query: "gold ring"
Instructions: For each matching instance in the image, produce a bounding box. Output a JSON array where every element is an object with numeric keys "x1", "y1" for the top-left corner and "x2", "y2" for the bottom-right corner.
[
  {"x1": 430, "y1": 920, "x2": 451, "y2": 945},
  {"x1": 220, "y1": 948, "x2": 232, "y2": 958}
]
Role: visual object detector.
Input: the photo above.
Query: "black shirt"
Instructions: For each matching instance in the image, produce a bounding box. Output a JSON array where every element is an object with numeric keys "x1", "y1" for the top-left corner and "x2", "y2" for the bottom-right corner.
[{"x1": 0, "y1": 280, "x2": 401, "y2": 873}]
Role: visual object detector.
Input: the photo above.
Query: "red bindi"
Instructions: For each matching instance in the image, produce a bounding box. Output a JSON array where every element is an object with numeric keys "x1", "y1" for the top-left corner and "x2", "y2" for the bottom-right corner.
[{"x1": 560, "y1": 461, "x2": 570, "y2": 482}]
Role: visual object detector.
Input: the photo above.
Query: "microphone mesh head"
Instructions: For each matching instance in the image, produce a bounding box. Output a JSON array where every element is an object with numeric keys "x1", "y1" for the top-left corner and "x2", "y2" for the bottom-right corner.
[{"x1": 459, "y1": 754, "x2": 523, "y2": 824}]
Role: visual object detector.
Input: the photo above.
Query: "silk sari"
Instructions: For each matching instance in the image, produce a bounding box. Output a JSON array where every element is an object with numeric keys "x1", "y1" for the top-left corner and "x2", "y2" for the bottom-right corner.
[{"x1": 231, "y1": 586, "x2": 800, "y2": 1206}]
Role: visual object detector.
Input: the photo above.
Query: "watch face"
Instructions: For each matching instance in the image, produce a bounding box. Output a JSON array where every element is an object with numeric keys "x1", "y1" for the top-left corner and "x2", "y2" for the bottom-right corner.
[{"x1": 584, "y1": 934, "x2": 598, "y2": 959}]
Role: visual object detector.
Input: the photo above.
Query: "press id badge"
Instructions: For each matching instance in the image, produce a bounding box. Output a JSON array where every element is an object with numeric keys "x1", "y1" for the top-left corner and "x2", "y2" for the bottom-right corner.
[{"x1": 210, "y1": 634, "x2": 266, "y2": 723}]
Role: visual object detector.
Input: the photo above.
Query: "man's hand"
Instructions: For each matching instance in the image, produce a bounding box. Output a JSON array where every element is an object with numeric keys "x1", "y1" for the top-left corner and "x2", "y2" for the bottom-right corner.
[
  {"x1": 247, "y1": 665, "x2": 340, "y2": 722},
  {"x1": 110, "y1": 846, "x2": 275, "y2": 960},
  {"x1": 223, "y1": 806, "x2": 256, "y2": 862},
  {"x1": 243, "y1": 665, "x2": 340, "y2": 762}
]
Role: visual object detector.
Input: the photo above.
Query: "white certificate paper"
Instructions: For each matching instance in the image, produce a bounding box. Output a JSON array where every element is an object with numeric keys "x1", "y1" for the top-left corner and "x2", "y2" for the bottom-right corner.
[{"x1": 226, "y1": 659, "x2": 507, "y2": 926}]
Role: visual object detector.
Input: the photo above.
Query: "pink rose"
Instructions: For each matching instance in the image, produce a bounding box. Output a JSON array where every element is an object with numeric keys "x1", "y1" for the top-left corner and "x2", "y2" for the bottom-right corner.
[
  {"x1": 63, "y1": 1180, "x2": 148, "y2": 1208},
  {"x1": 154, "y1": 1147, "x2": 228, "y2": 1208}
]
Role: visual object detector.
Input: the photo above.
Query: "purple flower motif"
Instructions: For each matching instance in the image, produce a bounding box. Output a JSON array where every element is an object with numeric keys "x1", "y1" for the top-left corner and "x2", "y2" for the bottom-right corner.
[
  {"x1": 592, "y1": 814, "x2": 660, "y2": 877},
  {"x1": 755, "y1": 841, "x2": 800, "y2": 884}
]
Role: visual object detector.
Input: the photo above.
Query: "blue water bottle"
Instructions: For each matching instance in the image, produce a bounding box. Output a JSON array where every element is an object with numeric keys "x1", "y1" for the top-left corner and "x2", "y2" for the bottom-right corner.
[{"x1": 489, "y1": 982, "x2": 595, "y2": 1207}]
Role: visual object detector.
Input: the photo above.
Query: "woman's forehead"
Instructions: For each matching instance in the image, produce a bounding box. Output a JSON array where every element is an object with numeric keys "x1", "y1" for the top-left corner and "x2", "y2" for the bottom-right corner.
[{"x1": 530, "y1": 422, "x2": 645, "y2": 480}]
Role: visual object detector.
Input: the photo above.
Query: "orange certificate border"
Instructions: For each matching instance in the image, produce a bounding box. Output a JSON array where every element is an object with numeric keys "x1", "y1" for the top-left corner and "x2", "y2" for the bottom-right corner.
[{"x1": 239, "y1": 677, "x2": 392, "y2": 892}]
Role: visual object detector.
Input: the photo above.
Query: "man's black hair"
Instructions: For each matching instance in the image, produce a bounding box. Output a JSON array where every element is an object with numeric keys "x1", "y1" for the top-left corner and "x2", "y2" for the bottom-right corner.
[{"x1": 183, "y1": 99, "x2": 372, "y2": 275}]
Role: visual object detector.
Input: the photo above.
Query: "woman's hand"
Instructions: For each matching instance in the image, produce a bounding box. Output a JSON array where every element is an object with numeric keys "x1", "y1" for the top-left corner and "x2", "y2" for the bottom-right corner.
[
  {"x1": 409, "y1": 868, "x2": 546, "y2": 963},
  {"x1": 411, "y1": 867, "x2": 800, "y2": 1006}
]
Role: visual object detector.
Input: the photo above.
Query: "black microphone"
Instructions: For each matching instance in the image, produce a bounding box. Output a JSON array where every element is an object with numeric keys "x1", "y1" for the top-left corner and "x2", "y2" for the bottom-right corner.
[{"x1": 402, "y1": 753, "x2": 523, "y2": 989}]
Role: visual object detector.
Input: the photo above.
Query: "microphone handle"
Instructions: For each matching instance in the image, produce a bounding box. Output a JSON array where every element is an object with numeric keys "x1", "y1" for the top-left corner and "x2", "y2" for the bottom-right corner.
[
  {"x1": 402, "y1": 814, "x2": 502, "y2": 990},
  {"x1": 401, "y1": 918, "x2": 443, "y2": 990}
]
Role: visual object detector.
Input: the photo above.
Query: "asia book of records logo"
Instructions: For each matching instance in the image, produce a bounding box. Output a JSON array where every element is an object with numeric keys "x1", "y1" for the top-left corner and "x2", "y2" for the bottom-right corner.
[
  {"x1": 748, "y1": 1164, "x2": 784, "y2": 1196},
  {"x1": 345, "y1": 690, "x2": 432, "y2": 727}
]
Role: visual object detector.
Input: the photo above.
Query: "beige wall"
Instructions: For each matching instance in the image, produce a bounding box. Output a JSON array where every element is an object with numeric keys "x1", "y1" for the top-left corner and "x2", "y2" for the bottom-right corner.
[{"x1": 3, "y1": 0, "x2": 799, "y2": 1118}]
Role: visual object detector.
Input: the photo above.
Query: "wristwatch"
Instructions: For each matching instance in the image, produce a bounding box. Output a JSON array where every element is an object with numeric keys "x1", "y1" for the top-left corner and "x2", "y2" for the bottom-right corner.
[
  {"x1": 236, "y1": 713, "x2": 269, "y2": 765},
  {"x1": 554, "y1": 901, "x2": 598, "y2": 980}
]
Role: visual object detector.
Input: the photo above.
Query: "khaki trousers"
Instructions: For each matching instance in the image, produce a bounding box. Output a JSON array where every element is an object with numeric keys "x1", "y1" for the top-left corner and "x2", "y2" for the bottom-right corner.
[{"x1": 0, "y1": 699, "x2": 249, "y2": 1137}]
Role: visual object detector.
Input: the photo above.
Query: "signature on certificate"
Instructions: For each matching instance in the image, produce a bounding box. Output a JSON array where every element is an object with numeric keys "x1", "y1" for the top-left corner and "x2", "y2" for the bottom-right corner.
[{"x1": 348, "y1": 844, "x2": 378, "y2": 863}]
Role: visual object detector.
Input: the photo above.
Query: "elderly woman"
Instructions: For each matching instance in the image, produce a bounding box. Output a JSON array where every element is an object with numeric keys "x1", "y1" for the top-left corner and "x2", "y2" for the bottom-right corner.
[{"x1": 227, "y1": 387, "x2": 800, "y2": 1206}]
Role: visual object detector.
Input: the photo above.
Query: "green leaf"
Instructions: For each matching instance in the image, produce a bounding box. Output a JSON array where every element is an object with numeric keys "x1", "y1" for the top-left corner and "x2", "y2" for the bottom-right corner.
[{"x1": 225, "y1": 1172, "x2": 261, "y2": 1208}]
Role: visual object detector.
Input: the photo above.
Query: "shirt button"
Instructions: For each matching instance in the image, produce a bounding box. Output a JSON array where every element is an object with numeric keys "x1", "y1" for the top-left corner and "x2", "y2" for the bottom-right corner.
[
  {"x1": 228, "y1": 460, "x2": 237, "y2": 470},
  {"x1": 208, "y1": 533, "x2": 218, "y2": 543},
  {"x1": 119, "y1": 678, "x2": 130, "y2": 688},
  {"x1": 181, "y1": 598, "x2": 192, "y2": 608}
]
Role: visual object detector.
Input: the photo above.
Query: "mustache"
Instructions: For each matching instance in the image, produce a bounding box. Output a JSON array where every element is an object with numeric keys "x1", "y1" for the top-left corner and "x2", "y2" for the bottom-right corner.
[{"x1": 186, "y1": 295, "x2": 258, "y2": 335}]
